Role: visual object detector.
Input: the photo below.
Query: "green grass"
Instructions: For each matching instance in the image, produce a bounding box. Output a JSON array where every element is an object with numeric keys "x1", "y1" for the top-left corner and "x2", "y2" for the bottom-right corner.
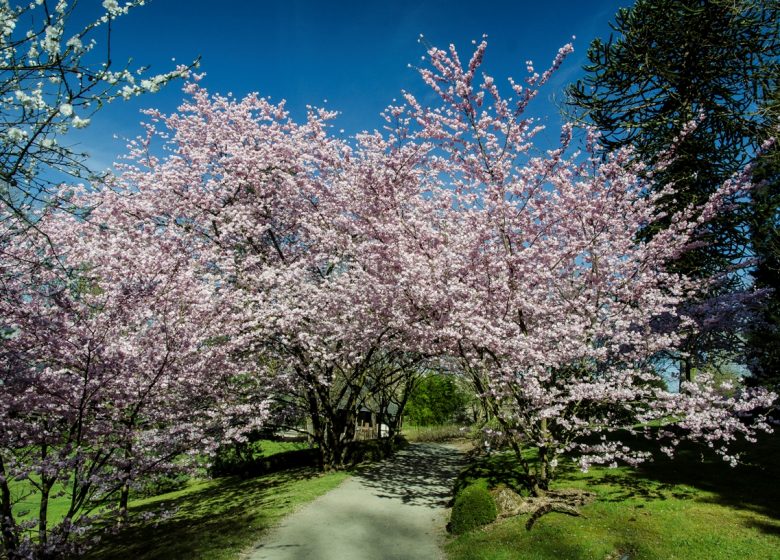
[
  {"x1": 8, "y1": 439, "x2": 335, "y2": 560},
  {"x1": 10, "y1": 479, "x2": 73, "y2": 523},
  {"x1": 9, "y1": 440, "x2": 310, "y2": 522},
  {"x1": 446, "y1": 433, "x2": 780, "y2": 560},
  {"x1": 84, "y1": 467, "x2": 348, "y2": 560},
  {"x1": 252, "y1": 439, "x2": 310, "y2": 455}
]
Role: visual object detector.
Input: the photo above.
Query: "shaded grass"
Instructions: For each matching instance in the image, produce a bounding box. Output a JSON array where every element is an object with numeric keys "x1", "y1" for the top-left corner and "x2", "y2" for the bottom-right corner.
[
  {"x1": 446, "y1": 433, "x2": 780, "y2": 560},
  {"x1": 8, "y1": 440, "x2": 339, "y2": 560},
  {"x1": 84, "y1": 467, "x2": 348, "y2": 560},
  {"x1": 9, "y1": 440, "x2": 310, "y2": 523}
]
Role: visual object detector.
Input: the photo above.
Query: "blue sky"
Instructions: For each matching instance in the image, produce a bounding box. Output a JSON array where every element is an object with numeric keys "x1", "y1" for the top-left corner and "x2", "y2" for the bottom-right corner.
[{"x1": 72, "y1": 0, "x2": 631, "y2": 170}]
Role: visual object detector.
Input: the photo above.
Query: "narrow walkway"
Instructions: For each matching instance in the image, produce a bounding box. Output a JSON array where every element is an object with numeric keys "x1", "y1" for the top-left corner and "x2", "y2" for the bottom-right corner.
[{"x1": 246, "y1": 443, "x2": 466, "y2": 560}]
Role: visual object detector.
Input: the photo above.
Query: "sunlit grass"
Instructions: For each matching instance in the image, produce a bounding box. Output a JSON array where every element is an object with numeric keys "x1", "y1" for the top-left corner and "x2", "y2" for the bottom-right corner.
[
  {"x1": 446, "y1": 434, "x2": 780, "y2": 560},
  {"x1": 84, "y1": 468, "x2": 348, "y2": 560}
]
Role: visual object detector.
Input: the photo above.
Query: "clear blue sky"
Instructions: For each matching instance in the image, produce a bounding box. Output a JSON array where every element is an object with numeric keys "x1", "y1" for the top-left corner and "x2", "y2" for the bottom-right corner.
[{"x1": 73, "y1": 0, "x2": 632, "y2": 169}]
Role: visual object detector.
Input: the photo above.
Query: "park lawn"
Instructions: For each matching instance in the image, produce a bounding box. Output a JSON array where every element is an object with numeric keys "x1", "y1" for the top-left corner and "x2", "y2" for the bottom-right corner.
[
  {"x1": 9, "y1": 440, "x2": 335, "y2": 560},
  {"x1": 10, "y1": 479, "x2": 73, "y2": 524},
  {"x1": 9, "y1": 439, "x2": 309, "y2": 523},
  {"x1": 446, "y1": 433, "x2": 780, "y2": 560},
  {"x1": 84, "y1": 467, "x2": 348, "y2": 560}
]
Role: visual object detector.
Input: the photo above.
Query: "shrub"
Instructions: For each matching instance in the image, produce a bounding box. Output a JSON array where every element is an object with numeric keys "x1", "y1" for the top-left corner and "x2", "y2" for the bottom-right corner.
[
  {"x1": 210, "y1": 444, "x2": 318, "y2": 477},
  {"x1": 346, "y1": 435, "x2": 408, "y2": 465},
  {"x1": 449, "y1": 479, "x2": 498, "y2": 534}
]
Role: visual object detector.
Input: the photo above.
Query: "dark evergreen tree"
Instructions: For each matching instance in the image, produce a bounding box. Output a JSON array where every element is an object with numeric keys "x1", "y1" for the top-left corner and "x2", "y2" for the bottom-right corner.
[
  {"x1": 746, "y1": 92, "x2": 780, "y2": 390},
  {"x1": 566, "y1": 0, "x2": 779, "y2": 387}
]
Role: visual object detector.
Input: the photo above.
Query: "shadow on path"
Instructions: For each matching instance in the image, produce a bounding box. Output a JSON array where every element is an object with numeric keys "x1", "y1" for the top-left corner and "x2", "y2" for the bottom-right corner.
[
  {"x1": 355, "y1": 443, "x2": 467, "y2": 508},
  {"x1": 248, "y1": 442, "x2": 468, "y2": 560}
]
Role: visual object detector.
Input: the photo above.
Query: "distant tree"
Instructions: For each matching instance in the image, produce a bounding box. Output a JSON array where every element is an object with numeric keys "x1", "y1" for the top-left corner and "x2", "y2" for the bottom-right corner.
[
  {"x1": 565, "y1": 0, "x2": 780, "y2": 387},
  {"x1": 404, "y1": 374, "x2": 469, "y2": 426}
]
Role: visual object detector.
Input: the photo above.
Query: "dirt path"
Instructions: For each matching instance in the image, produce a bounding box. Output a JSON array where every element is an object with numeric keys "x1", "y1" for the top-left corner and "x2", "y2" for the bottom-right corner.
[{"x1": 245, "y1": 442, "x2": 467, "y2": 560}]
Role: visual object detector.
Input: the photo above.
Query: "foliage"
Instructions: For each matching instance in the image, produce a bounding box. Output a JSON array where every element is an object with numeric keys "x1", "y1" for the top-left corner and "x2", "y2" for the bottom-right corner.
[
  {"x1": 746, "y1": 94, "x2": 780, "y2": 390},
  {"x1": 405, "y1": 374, "x2": 470, "y2": 426},
  {"x1": 567, "y1": 0, "x2": 777, "y2": 158},
  {"x1": 449, "y1": 480, "x2": 498, "y2": 535}
]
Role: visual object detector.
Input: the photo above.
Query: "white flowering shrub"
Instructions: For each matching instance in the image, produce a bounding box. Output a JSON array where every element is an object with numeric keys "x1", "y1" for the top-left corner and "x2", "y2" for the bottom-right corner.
[{"x1": 0, "y1": 0, "x2": 194, "y2": 234}]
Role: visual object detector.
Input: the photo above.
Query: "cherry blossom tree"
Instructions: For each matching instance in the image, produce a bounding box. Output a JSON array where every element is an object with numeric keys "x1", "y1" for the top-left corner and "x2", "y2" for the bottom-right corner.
[
  {"x1": 109, "y1": 79, "x2": 429, "y2": 470},
  {"x1": 108, "y1": 35, "x2": 776, "y2": 484},
  {"x1": 0, "y1": 183, "x2": 269, "y2": 558},
  {"x1": 388, "y1": 38, "x2": 777, "y2": 495}
]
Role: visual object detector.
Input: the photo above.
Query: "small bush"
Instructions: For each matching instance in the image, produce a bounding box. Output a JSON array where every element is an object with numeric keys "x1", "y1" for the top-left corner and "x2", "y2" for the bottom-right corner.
[
  {"x1": 210, "y1": 445, "x2": 318, "y2": 478},
  {"x1": 449, "y1": 479, "x2": 498, "y2": 534},
  {"x1": 346, "y1": 435, "x2": 408, "y2": 465}
]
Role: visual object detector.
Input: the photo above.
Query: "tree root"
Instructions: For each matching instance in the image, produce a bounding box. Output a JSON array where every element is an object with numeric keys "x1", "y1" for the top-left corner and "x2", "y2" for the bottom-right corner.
[{"x1": 489, "y1": 486, "x2": 596, "y2": 530}]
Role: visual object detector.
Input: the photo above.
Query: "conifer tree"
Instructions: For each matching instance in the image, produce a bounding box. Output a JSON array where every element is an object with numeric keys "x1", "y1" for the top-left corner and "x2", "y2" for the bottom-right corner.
[{"x1": 566, "y1": 0, "x2": 780, "y2": 386}]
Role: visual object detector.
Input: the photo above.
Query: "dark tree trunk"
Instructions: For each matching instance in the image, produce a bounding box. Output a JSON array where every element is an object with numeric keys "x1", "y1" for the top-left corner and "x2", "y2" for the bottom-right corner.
[
  {"x1": 309, "y1": 400, "x2": 354, "y2": 471},
  {"x1": 36, "y1": 443, "x2": 53, "y2": 557},
  {"x1": 0, "y1": 457, "x2": 20, "y2": 559},
  {"x1": 679, "y1": 356, "x2": 692, "y2": 393},
  {"x1": 118, "y1": 442, "x2": 133, "y2": 521}
]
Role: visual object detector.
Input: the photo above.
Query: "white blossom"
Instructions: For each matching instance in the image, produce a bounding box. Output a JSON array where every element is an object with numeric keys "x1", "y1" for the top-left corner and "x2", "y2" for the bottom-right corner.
[
  {"x1": 102, "y1": 0, "x2": 121, "y2": 15},
  {"x1": 71, "y1": 115, "x2": 90, "y2": 128},
  {"x1": 66, "y1": 35, "x2": 82, "y2": 50},
  {"x1": 7, "y1": 127, "x2": 27, "y2": 141},
  {"x1": 42, "y1": 25, "x2": 61, "y2": 55}
]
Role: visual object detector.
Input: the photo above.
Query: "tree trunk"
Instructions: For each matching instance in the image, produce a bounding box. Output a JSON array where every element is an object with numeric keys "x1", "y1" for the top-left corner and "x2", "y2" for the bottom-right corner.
[
  {"x1": 536, "y1": 445, "x2": 549, "y2": 495},
  {"x1": 313, "y1": 412, "x2": 352, "y2": 471},
  {"x1": 38, "y1": 476, "x2": 52, "y2": 557},
  {"x1": 679, "y1": 356, "x2": 692, "y2": 393},
  {"x1": 119, "y1": 482, "x2": 130, "y2": 522},
  {"x1": 36, "y1": 443, "x2": 53, "y2": 557},
  {"x1": 119, "y1": 442, "x2": 133, "y2": 522},
  {"x1": 0, "y1": 457, "x2": 20, "y2": 559}
]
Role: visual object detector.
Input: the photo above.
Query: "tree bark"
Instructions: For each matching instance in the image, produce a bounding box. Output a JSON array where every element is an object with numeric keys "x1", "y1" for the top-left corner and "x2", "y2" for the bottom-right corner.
[{"x1": 0, "y1": 456, "x2": 20, "y2": 559}]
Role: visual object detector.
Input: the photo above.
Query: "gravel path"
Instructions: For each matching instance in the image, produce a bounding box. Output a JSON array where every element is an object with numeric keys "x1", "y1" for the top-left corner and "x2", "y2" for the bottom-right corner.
[{"x1": 245, "y1": 442, "x2": 467, "y2": 560}]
